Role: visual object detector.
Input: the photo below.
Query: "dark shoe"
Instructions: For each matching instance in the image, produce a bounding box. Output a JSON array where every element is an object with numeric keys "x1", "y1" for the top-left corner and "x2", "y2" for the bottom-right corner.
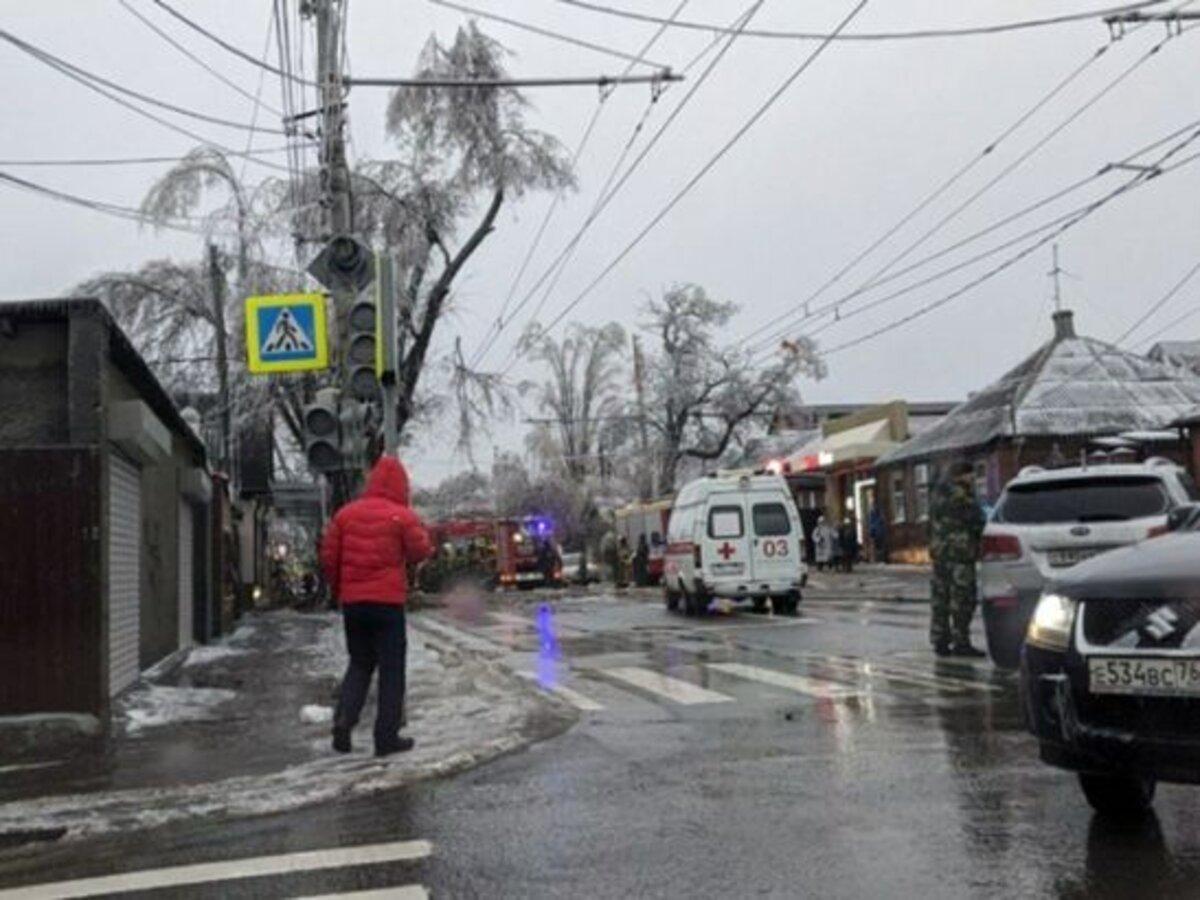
[
  {"x1": 375, "y1": 735, "x2": 416, "y2": 758},
  {"x1": 332, "y1": 728, "x2": 352, "y2": 754},
  {"x1": 951, "y1": 643, "x2": 987, "y2": 658},
  {"x1": 933, "y1": 642, "x2": 952, "y2": 657}
]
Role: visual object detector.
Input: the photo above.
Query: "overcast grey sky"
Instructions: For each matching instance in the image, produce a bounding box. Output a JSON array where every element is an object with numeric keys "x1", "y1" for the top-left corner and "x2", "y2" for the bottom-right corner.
[{"x1": 3, "y1": 1, "x2": 1199, "y2": 486}]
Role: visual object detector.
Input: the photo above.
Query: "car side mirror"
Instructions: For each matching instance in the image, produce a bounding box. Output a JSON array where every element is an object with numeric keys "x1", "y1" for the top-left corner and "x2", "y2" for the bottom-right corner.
[{"x1": 1167, "y1": 503, "x2": 1200, "y2": 532}]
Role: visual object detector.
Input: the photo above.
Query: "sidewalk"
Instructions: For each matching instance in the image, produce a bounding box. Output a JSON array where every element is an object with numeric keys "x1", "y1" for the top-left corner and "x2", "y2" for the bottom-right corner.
[{"x1": 0, "y1": 609, "x2": 575, "y2": 844}]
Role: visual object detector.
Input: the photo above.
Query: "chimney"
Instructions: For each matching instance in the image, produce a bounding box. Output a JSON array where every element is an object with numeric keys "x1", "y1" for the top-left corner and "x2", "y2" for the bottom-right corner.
[{"x1": 1052, "y1": 309, "x2": 1076, "y2": 340}]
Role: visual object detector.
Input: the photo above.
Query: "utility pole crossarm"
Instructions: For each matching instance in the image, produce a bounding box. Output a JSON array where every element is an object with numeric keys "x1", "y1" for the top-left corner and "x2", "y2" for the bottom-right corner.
[{"x1": 346, "y1": 72, "x2": 683, "y2": 89}]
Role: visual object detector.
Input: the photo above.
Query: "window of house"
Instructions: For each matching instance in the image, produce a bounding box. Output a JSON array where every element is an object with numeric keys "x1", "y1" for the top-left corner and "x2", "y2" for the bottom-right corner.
[
  {"x1": 914, "y1": 463, "x2": 931, "y2": 522},
  {"x1": 891, "y1": 471, "x2": 906, "y2": 524}
]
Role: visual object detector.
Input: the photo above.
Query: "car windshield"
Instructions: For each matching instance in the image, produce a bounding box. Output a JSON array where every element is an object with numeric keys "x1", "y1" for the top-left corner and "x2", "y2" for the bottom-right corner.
[{"x1": 994, "y1": 476, "x2": 1169, "y2": 524}]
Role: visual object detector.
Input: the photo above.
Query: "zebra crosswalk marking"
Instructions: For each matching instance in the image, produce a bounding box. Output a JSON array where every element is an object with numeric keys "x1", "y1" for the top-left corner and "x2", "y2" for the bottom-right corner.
[
  {"x1": 708, "y1": 663, "x2": 863, "y2": 699},
  {"x1": 0, "y1": 841, "x2": 432, "y2": 900},
  {"x1": 516, "y1": 671, "x2": 605, "y2": 711},
  {"x1": 816, "y1": 655, "x2": 1000, "y2": 693},
  {"x1": 602, "y1": 667, "x2": 734, "y2": 705}
]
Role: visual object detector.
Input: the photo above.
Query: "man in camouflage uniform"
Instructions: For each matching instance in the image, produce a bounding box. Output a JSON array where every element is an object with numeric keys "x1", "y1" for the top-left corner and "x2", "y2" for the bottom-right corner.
[{"x1": 928, "y1": 461, "x2": 987, "y2": 657}]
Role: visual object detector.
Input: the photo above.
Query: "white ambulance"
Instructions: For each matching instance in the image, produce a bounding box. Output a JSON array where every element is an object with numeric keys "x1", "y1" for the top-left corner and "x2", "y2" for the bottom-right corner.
[{"x1": 662, "y1": 471, "x2": 806, "y2": 616}]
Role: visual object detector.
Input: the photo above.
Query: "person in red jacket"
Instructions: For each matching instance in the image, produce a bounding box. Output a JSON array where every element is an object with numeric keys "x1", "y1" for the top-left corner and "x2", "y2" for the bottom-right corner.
[{"x1": 320, "y1": 455, "x2": 433, "y2": 757}]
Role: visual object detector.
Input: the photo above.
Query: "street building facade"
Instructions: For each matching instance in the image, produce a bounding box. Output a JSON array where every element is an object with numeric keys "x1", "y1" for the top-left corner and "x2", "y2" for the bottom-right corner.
[{"x1": 0, "y1": 299, "x2": 214, "y2": 721}]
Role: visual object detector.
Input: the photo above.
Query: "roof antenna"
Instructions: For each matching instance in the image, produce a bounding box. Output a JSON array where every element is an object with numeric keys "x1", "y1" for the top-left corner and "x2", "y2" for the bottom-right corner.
[{"x1": 1049, "y1": 243, "x2": 1064, "y2": 313}]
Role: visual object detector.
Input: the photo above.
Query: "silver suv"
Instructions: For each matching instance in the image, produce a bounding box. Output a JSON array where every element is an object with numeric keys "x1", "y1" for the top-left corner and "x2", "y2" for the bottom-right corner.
[{"x1": 978, "y1": 459, "x2": 1200, "y2": 668}]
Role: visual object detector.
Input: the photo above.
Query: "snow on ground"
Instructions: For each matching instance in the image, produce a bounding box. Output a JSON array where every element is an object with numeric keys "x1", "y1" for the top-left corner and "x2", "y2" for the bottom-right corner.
[
  {"x1": 0, "y1": 616, "x2": 575, "y2": 840},
  {"x1": 122, "y1": 686, "x2": 237, "y2": 735},
  {"x1": 228, "y1": 625, "x2": 258, "y2": 645},
  {"x1": 300, "y1": 704, "x2": 333, "y2": 725},
  {"x1": 183, "y1": 644, "x2": 247, "y2": 667}
]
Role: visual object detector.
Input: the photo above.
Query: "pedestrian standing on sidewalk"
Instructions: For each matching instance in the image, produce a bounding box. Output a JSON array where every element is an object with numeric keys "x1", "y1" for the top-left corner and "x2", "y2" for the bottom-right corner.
[
  {"x1": 928, "y1": 461, "x2": 986, "y2": 658},
  {"x1": 838, "y1": 517, "x2": 859, "y2": 573},
  {"x1": 320, "y1": 455, "x2": 433, "y2": 757},
  {"x1": 869, "y1": 506, "x2": 888, "y2": 564},
  {"x1": 814, "y1": 516, "x2": 834, "y2": 571}
]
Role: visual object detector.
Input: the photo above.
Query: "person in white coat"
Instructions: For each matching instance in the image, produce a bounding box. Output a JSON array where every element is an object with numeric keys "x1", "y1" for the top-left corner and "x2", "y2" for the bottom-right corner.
[{"x1": 813, "y1": 516, "x2": 834, "y2": 570}]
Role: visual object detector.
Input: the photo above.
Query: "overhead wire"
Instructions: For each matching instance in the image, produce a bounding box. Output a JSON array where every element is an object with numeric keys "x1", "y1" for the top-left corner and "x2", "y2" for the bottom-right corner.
[
  {"x1": 0, "y1": 27, "x2": 288, "y2": 136},
  {"x1": 429, "y1": 0, "x2": 674, "y2": 71},
  {"x1": 483, "y1": 0, "x2": 768, "y2": 370},
  {"x1": 736, "y1": 39, "x2": 1116, "y2": 350},
  {"x1": 0, "y1": 147, "x2": 301, "y2": 166},
  {"x1": 118, "y1": 0, "x2": 284, "y2": 118},
  {"x1": 556, "y1": 0, "x2": 1171, "y2": 41},
  {"x1": 1112, "y1": 258, "x2": 1200, "y2": 345},
  {"x1": 466, "y1": 0, "x2": 691, "y2": 369},
  {"x1": 0, "y1": 28, "x2": 291, "y2": 173},
  {"x1": 154, "y1": 0, "x2": 315, "y2": 86},
  {"x1": 745, "y1": 20, "x2": 1190, "y2": 357},
  {"x1": 239, "y1": 4, "x2": 278, "y2": 186},
  {"x1": 814, "y1": 125, "x2": 1200, "y2": 360},
  {"x1": 501, "y1": 0, "x2": 872, "y2": 377}
]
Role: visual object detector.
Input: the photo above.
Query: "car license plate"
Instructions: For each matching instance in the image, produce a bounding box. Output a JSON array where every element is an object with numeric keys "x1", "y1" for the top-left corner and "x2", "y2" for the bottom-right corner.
[
  {"x1": 1047, "y1": 547, "x2": 1102, "y2": 568},
  {"x1": 1089, "y1": 657, "x2": 1200, "y2": 697},
  {"x1": 516, "y1": 572, "x2": 541, "y2": 582}
]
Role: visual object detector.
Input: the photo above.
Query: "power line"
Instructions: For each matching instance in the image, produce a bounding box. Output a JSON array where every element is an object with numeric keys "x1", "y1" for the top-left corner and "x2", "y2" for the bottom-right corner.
[
  {"x1": 736, "y1": 40, "x2": 1114, "y2": 351},
  {"x1": 468, "y1": 0, "x2": 691, "y2": 369},
  {"x1": 485, "y1": 0, "x2": 768, "y2": 371},
  {"x1": 503, "y1": 0, "x2": 871, "y2": 377},
  {"x1": 815, "y1": 127, "x2": 1200, "y2": 360},
  {"x1": 154, "y1": 0, "x2": 314, "y2": 86},
  {"x1": 118, "y1": 0, "x2": 284, "y2": 119},
  {"x1": 0, "y1": 147, "x2": 300, "y2": 167},
  {"x1": 0, "y1": 28, "x2": 288, "y2": 136},
  {"x1": 746, "y1": 22, "x2": 1187, "y2": 356},
  {"x1": 428, "y1": 0, "x2": 674, "y2": 71},
  {"x1": 1113, "y1": 258, "x2": 1200, "y2": 345},
  {"x1": 0, "y1": 29, "x2": 291, "y2": 174},
  {"x1": 557, "y1": 0, "x2": 1171, "y2": 41},
  {"x1": 346, "y1": 72, "x2": 681, "y2": 89}
]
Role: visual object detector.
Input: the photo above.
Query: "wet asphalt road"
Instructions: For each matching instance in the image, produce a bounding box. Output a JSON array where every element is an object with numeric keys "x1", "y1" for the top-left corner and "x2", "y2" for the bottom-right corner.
[{"x1": 3, "y1": 570, "x2": 1200, "y2": 899}]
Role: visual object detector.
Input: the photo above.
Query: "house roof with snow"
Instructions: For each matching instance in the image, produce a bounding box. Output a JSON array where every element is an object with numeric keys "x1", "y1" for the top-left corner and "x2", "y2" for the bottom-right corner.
[{"x1": 878, "y1": 310, "x2": 1200, "y2": 467}]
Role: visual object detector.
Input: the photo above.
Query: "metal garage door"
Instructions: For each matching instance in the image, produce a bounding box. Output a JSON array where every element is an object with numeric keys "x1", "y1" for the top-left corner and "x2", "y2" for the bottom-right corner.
[
  {"x1": 178, "y1": 500, "x2": 194, "y2": 650},
  {"x1": 108, "y1": 453, "x2": 141, "y2": 697}
]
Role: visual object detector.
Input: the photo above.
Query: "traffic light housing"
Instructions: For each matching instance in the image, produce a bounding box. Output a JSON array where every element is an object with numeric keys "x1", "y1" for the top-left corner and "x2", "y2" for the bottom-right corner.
[
  {"x1": 339, "y1": 398, "x2": 372, "y2": 470},
  {"x1": 307, "y1": 235, "x2": 376, "y2": 294},
  {"x1": 303, "y1": 387, "x2": 342, "y2": 473},
  {"x1": 346, "y1": 297, "x2": 380, "y2": 401}
]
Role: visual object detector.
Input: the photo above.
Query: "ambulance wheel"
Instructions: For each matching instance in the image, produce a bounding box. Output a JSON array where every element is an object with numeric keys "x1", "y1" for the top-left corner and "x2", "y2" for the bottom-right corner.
[
  {"x1": 664, "y1": 586, "x2": 681, "y2": 613},
  {"x1": 752, "y1": 598, "x2": 769, "y2": 615},
  {"x1": 776, "y1": 594, "x2": 800, "y2": 617}
]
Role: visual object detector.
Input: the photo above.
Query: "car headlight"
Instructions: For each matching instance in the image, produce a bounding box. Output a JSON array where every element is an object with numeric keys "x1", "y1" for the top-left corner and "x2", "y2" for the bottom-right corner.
[{"x1": 1027, "y1": 593, "x2": 1078, "y2": 652}]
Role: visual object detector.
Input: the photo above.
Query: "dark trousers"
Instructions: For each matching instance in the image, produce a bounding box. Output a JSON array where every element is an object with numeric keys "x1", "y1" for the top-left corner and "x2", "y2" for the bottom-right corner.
[{"x1": 334, "y1": 602, "x2": 407, "y2": 750}]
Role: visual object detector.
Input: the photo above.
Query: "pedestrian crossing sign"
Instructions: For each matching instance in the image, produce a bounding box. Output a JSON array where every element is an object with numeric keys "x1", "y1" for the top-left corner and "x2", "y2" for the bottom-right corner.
[{"x1": 245, "y1": 293, "x2": 330, "y2": 374}]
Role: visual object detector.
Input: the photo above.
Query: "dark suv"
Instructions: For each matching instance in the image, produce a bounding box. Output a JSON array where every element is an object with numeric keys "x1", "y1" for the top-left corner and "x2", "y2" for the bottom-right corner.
[{"x1": 1021, "y1": 504, "x2": 1200, "y2": 815}]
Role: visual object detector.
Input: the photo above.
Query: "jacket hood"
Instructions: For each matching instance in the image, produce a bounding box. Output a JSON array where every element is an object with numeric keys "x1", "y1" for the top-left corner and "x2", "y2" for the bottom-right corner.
[{"x1": 364, "y1": 456, "x2": 410, "y2": 506}]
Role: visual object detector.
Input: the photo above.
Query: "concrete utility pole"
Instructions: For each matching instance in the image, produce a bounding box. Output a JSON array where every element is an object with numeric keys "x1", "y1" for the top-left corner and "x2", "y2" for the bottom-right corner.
[
  {"x1": 207, "y1": 243, "x2": 231, "y2": 470},
  {"x1": 314, "y1": 0, "x2": 353, "y2": 242},
  {"x1": 377, "y1": 253, "x2": 402, "y2": 455}
]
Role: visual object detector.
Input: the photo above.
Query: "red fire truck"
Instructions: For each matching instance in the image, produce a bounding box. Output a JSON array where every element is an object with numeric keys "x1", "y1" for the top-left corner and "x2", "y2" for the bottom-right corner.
[
  {"x1": 424, "y1": 516, "x2": 560, "y2": 590},
  {"x1": 613, "y1": 499, "x2": 673, "y2": 585}
]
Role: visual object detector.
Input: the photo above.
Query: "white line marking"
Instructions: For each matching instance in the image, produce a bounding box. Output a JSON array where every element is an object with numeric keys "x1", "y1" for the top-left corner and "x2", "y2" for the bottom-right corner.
[
  {"x1": 817, "y1": 656, "x2": 999, "y2": 692},
  {"x1": 602, "y1": 667, "x2": 734, "y2": 705},
  {"x1": 295, "y1": 887, "x2": 429, "y2": 899},
  {"x1": 0, "y1": 841, "x2": 433, "y2": 899},
  {"x1": 515, "y1": 671, "x2": 605, "y2": 711},
  {"x1": 708, "y1": 663, "x2": 863, "y2": 700}
]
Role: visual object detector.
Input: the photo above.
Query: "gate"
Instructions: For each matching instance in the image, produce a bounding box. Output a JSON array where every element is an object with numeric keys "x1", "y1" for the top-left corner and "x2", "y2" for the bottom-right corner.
[{"x1": 0, "y1": 448, "x2": 102, "y2": 715}]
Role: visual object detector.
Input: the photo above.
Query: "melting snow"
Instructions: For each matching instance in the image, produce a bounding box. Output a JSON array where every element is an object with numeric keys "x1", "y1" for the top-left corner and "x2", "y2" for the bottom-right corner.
[
  {"x1": 300, "y1": 704, "x2": 333, "y2": 725},
  {"x1": 123, "y1": 686, "x2": 236, "y2": 734},
  {"x1": 183, "y1": 645, "x2": 247, "y2": 667}
]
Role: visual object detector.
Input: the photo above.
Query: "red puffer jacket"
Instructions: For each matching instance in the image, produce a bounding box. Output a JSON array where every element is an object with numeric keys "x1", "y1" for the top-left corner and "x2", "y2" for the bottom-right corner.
[{"x1": 319, "y1": 456, "x2": 433, "y2": 605}]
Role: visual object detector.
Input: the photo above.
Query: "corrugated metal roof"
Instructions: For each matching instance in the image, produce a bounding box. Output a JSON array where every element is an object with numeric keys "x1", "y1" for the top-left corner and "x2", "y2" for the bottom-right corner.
[{"x1": 879, "y1": 317, "x2": 1200, "y2": 466}]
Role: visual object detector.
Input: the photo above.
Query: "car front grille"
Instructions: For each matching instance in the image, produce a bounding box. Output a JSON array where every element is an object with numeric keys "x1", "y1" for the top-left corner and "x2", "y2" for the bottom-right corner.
[{"x1": 1082, "y1": 598, "x2": 1200, "y2": 650}]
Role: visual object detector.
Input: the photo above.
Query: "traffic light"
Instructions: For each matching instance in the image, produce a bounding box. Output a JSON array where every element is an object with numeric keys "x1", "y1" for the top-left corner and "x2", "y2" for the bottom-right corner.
[
  {"x1": 307, "y1": 235, "x2": 376, "y2": 294},
  {"x1": 303, "y1": 387, "x2": 342, "y2": 473},
  {"x1": 339, "y1": 398, "x2": 372, "y2": 470},
  {"x1": 346, "y1": 296, "x2": 380, "y2": 401}
]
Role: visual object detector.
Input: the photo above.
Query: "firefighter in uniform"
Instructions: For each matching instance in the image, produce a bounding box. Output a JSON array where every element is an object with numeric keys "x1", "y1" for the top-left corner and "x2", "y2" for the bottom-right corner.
[{"x1": 928, "y1": 461, "x2": 986, "y2": 658}]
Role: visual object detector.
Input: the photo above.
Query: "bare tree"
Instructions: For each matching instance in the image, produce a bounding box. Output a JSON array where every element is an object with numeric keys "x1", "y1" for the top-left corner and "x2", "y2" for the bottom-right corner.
[
  {"x1": 642, "y1": 284, "x2": 826, "y2": 493},
  {"x1": 520, "y1": 322, "x2": 627, "y2": 483}
]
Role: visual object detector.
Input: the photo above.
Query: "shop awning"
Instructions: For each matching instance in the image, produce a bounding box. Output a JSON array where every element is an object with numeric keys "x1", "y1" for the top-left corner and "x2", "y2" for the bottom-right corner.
[{"x1": 786, "y1": 418, "x2": 898, "y2": 472}]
